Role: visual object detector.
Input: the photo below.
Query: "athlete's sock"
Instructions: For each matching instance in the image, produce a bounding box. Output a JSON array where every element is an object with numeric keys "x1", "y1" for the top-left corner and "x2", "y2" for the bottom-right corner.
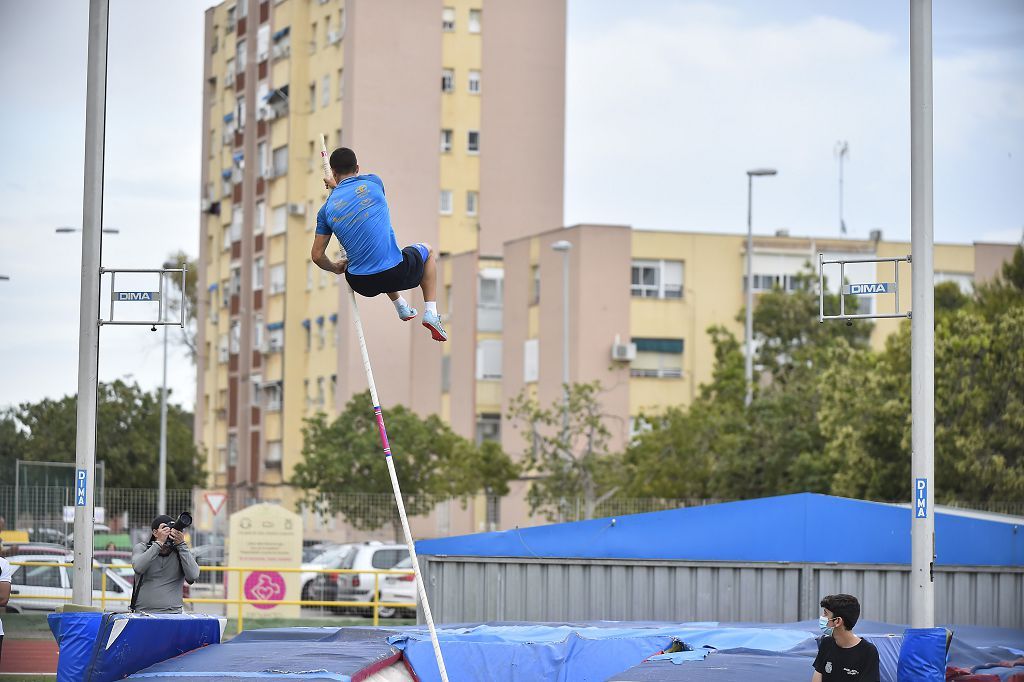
[
  {"x1": 393, "y1": 296, "x2": 409, "y2": 313},
  {"x1": 425, "y1": 301, "x2": 438, "y2": 316}
]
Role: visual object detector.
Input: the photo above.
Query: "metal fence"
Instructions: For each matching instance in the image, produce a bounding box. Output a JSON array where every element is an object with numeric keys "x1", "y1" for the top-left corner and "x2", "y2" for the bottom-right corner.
[
  {"x1": 418, "y1": 556, "x2": 1024, "y2": 628},
  {"x1": 1, "y1": 486, "x2": 194, "y2": 548}
]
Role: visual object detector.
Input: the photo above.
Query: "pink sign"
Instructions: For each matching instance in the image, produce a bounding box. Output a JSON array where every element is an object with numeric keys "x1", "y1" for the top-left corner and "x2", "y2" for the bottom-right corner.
[{"x1": 244, "y1": 571, "x2": 286, "y2": 610}]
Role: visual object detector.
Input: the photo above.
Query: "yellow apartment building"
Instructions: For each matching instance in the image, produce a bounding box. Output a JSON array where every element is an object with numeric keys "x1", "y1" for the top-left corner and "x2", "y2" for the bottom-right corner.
[{"x1": 193, "y1": 0, "x2": 567, "y2": 528}]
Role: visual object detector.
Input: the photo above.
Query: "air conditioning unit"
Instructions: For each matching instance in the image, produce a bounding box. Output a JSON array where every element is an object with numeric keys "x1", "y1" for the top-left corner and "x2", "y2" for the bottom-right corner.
[
  {"x1": 201, "y1": 198, "x2": 211, "y2": 212},
  {"x1": 327, "y1": 31, "x2": 341, "y2": 45},
  {"x1": 611, "y1": 342, "x2": 637, "y2": 362},
  {"x1": 222, "y1": 129, "x2": 235, "y2": 145},
  {"x1": 266, "y1": 339, "x2": 283, "y2": 353},
  {"x1": 288, "y1": 203, "x2": 306, "y2": 216}
]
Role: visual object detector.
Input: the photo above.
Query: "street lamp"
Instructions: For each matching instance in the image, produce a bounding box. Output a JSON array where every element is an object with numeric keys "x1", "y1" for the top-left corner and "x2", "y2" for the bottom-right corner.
[
  {"x1": 56, "y1": 226, "x2": 120, "y2": 234},
  {"x1": 745, "y1": 168, "x2": 778, "y2": 407},
  {"x1": 158, "y1": 260, "x2": 177, "y2": 516},
  {"x1": 551, "y1": 240, "x2": 572, "y2": 434}
]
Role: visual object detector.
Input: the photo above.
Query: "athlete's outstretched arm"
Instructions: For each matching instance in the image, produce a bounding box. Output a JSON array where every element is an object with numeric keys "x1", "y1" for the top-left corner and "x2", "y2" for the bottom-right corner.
[{"x1": 311, "y1": 233, "x2": 346, "y2": 274}]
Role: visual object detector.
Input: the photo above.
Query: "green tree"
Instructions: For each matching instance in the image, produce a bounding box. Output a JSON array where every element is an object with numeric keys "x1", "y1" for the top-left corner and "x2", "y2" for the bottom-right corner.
[
  {"x1": 164, "y1": 250, "x2": 198, "y2": 362},
  {"x1": 6, "y1": 381, "x2": 205, "y2": 514},
  {"x1": 508, "y1": 381, "x2": 621, "y2": 520},
  {"x1": 292, "y1": 391, "x2": 517, "y2": 539}
]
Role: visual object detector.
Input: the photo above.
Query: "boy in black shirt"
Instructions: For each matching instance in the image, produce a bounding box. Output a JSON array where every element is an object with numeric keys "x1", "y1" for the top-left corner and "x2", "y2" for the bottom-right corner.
[{"x1": 812, "y1": 593, "x2": 880, "y2": 681}]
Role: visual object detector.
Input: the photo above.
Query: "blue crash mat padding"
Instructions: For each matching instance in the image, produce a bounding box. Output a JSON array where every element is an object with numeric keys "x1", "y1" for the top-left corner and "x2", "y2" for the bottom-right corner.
[
  {"x1": 49, "y1": 611, "x2": 104, "y2": 682},
  {"x1": 127, "y1": 639, "x2": 402, "y2": 681},
  {"x1": 48, "y1": 612, "x2": 222, "y2": 682}
]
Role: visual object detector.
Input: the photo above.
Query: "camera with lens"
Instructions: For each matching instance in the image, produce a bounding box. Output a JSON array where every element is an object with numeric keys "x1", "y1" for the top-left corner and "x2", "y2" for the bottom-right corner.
[{"x1": 163, "y1": 512, "x2": 193, "y2": 547}]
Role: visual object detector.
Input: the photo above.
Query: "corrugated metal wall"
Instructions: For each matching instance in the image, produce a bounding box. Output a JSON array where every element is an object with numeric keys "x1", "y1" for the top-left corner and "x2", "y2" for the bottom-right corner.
[{"x1": 419, "y1": 556, "x2": 1023, "y2": 628}]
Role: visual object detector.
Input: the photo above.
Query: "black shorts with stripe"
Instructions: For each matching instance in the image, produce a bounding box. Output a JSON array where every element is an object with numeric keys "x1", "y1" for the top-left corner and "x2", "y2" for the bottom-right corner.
[{"x1": 345, "y1": 244, "x2": 427, "y2": 298}]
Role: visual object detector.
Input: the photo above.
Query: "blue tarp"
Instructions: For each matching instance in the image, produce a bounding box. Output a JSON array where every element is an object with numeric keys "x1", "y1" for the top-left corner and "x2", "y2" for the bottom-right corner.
[{"x1": 416, "y1": 493, "x2": 1023, "y2": 566}]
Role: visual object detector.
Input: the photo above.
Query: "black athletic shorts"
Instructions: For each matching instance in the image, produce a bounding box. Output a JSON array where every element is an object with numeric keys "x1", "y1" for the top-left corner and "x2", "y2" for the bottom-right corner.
[{"x1": 345, "y1": 244, "x2": 428, "y2": 298}]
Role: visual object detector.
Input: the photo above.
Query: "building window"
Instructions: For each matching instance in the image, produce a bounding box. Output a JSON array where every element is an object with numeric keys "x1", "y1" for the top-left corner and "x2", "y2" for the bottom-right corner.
[
  {"x1": 321, "y1": 74, "x2": 330, "y2": 107},
  {"x1": 271, "y1": 205, "x2": 287, "y2": 235},
  {"x1": 523, "y1": 338, "x2": 539, "y2": 383},
  {"x1": 235, "y1": 94, "x2": 246, "y2": 130},
  {"x1": 217, "y1": 446, "x2": 227, "y2": 472},
  {"x1": 476, "y1": 413, "x2": 501, "y2": 445},
  {"x1": 337, "y1": 68, "x2": 343, "y2": 100},
  {"x1": 218, "y1": 333, "x2": 229, "y2": 363},
  {"x1": 269, "y1": 263, "x2": 286, "y2": 294},
  {"x1": 303, "y1": 321, "x2": 311, "y2": 351},
  {"x1": 230, "y1": 206, "x2": 243, "y2": 242},
  {"x1": 316, "y1": 376, "x2": 325, "y2": 407},
  {"x1": 441, "y1": 354, "x2": 451, "y2": 393},
  {"x1": 631, "y1": 259, "x2": 684, "y2": 298},
  {"x1": 257, "y1": 24, "x2": 270, "y2": 61},
  {"x1": 267, "y1": 325, "x2": 284, "y2": 353},
  {"x1": 466, "y1": 190, "x2": 478, "y2": 216},
  {"x1": 264, "y1": 382, "x2": 283, "y2": 411},
  {"x1": 229, "y1": 319, "x2": 240, "y2": 354},
  {"x1": 468, "y1": 9, "x2": 481, "y2": 33},
  {"x1": 441, "y1": 68, "x2": 454, "y2": 93},
  {"x1": 253, "y1": 315, "x2": 264, "y2": 353},
  {"x1": 257, "y1": 141, "x2": 268, "y2": 178},
  {"x1": 253, "y1": 255, "x2": 264, "y2": 290},
  {"x1": 530, "y1": 264, "x2": 540, "y2": 304},
  {"x1": 467, "y1": 130, "x2": 479, "y2": 153},
  {"x1": 271, "y1": 145, "x2": 288, "y2": 177},
  {"x1": 306, "y1": 262, "x2": 314, "y2": 290},
  {"x1": 468, "y1": 69, "x2": 480, "y2": 94},
  {"x1": 440, "y1": 190, "x2": 453, "y2": 215},
  {"x1": 227, "y1": 434, "x2": 238, "y2": 467},
  {"x1": 309, "y1": 21, "x2": 317, "y2": 53},
  {"x1": 255, "y1": 199, "x2": 266, "y2": 234},
  {"x1": 316, "y1": 318, "x2": 326, "y2": 348},
  {"x1": 265, "y1": 440, "x2": 283, "y2": 468},
  {"x1": 478, "y1": 270, "x2": 503, "y2": 333},
  {"x1": 440, "y1": 129, "x2": 453, "y2": 153},
  {"x1": 476, "y1": 340, "x2": 502, "y2": 380},
  {"x1": 236, "y1": 38, "x2": 247, "y2": 72},
  {"x1": 309, "y1": 81, "x2": 316, "y2": 112},
  {"x1": 442, "y1": 7, "x2": 455, "y2": 31},
  {"x1": 629, "y1": 338, "x2": 684, "y2": 379}
]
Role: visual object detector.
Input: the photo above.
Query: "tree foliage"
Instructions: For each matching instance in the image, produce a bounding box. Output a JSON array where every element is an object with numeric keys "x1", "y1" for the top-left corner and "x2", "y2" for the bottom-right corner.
[
  {"x1": 0, "y1": 381, "x2": 205, "y2": 509},
  {"x1": 508, "y1": 381, "x2": 622, "y2": 520},
  {"x1": 164, "y1": 250, "x2": 198, "y2": 363},
  {"x1": 292, "y1": 391, "x2": 518, "y2": 538},
  {"x1": 616, "y1": 248, "x2": 1024, "y2": 506}
]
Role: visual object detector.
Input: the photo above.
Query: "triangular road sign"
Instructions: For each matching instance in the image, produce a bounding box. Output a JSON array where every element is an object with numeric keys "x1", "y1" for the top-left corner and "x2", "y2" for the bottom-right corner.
[{"x1": 205, "y1": 492, "x2": 228, "y2": 516}]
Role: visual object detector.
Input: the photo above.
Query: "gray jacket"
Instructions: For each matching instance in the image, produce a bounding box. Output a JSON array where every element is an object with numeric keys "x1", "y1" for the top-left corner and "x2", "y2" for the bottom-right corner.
[{"x1": 131, "y1": 541, "x2": 201, "y2": 613}]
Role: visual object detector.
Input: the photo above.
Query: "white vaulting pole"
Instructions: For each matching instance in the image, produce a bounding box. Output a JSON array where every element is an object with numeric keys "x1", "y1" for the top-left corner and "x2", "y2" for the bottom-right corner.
[
  {"x1": 320, "y1": 135, "x2": 448, "y2": 681},
  {"x1": 348, "y1": 291, "x2": 450, "y2": 682}
]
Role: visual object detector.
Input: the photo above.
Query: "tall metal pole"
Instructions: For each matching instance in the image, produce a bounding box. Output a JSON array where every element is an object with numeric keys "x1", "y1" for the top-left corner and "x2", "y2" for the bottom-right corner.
[
  {"x1": 158, "y1": 274, "x2": 168, "y2": 516},
  {"x1": 910, "y1": 0, "x2": 935, "y2": 629},
  {"x1": 552, "y1": 240, "x2": 572, "y2": 432},
  {"x1": 73, "y1": 0, "x2": 109, "y2": 606},
  {"x1": 744, "y1": 174, "x2": 754, "y2": 407}
]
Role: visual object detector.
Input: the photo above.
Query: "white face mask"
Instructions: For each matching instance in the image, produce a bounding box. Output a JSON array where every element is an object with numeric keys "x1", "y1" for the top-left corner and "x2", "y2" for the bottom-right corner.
[{"x1": 819, "y1": 616, "x2": 835, "y2": 636}]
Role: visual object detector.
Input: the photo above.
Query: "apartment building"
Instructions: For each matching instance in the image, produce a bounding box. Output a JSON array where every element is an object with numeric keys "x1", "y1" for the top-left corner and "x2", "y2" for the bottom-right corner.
[
  {"x1": 454, "y1": 225, "x2": 1014, "y2": 527},
  {"x1": 194, "y1": 0, "x2": 567, "y2": 513}
]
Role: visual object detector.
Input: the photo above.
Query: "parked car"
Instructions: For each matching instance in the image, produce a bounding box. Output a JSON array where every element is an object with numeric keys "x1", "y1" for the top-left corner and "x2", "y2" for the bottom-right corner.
[
  {"x1": 300, "y1": 544, "x2": 351, "y2": 600},
  {"x1": 4, "y1": 553, "x2": 134, "y2": 613},
  {"x1": 379, "y1": 556, "x2": 417, "y2": 618},
  {"x1": 93, "y1": 549, "x2": 135, "y2": 586},
  {"x1": 307, "y1": 542, "x2": 409, "y2": 615},
  {"x1": 191, "y1": 544, "x2": 226, "y2": 586},
  {"x1": 2, "y1": 542, "x2": 69, "y2": 557}
]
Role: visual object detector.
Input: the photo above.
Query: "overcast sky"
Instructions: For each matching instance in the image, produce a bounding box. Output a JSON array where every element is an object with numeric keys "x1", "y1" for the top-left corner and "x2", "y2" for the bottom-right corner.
[{"x1": 1, "y1": 0, "x2": 1022, "y2": 413}]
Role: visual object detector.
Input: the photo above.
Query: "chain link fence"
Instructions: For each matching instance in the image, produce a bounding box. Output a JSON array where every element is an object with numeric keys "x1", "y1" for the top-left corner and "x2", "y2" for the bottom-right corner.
[{"x1": 0, "y1": 485, "x2": 194, "y2": 549}]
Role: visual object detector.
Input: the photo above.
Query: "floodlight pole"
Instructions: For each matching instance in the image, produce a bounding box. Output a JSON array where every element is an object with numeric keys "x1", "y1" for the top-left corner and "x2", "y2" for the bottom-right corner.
[
  {"x1": 910, "y1": 0, "x2": 935, "y2": 628},
  {"x1": 72, "y1": 0, "x2": 109, "y2": 606}
]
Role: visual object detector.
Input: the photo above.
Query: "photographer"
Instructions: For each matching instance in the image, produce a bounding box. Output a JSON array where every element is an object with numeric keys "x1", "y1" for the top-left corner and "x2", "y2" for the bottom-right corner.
[{"x1": 131, "y1": 514, "x2": 200, "y2": 613}]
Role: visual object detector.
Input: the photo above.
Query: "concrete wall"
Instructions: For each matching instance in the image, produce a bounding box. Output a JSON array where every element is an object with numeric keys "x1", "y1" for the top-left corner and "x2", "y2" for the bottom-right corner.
[{"x1": 420, "y1": 555, "x2": 1024, "y2": 628}]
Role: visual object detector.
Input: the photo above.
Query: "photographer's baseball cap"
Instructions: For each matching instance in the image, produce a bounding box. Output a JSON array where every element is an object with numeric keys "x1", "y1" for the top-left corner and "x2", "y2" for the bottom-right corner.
[{"x1": 150, "y1": 514, "x2": 175, "y2": 540}]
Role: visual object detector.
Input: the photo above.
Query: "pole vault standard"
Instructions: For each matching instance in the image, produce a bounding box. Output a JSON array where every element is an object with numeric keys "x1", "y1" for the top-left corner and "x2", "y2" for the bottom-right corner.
[{"x1": 320, "y1": 136, "x2": 450, "y2": 682}]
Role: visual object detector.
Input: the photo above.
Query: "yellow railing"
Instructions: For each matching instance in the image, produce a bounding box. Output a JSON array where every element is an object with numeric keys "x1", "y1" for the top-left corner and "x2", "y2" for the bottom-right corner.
[{"x1": 8, "y1": 560, "x2": 416, "y2": 633}]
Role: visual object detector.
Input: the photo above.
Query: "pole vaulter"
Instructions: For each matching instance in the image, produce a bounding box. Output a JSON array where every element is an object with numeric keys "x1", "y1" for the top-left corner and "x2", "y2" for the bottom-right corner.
[{"x1": 315, "y1": 135, "x2": 450, "y2": 682}]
